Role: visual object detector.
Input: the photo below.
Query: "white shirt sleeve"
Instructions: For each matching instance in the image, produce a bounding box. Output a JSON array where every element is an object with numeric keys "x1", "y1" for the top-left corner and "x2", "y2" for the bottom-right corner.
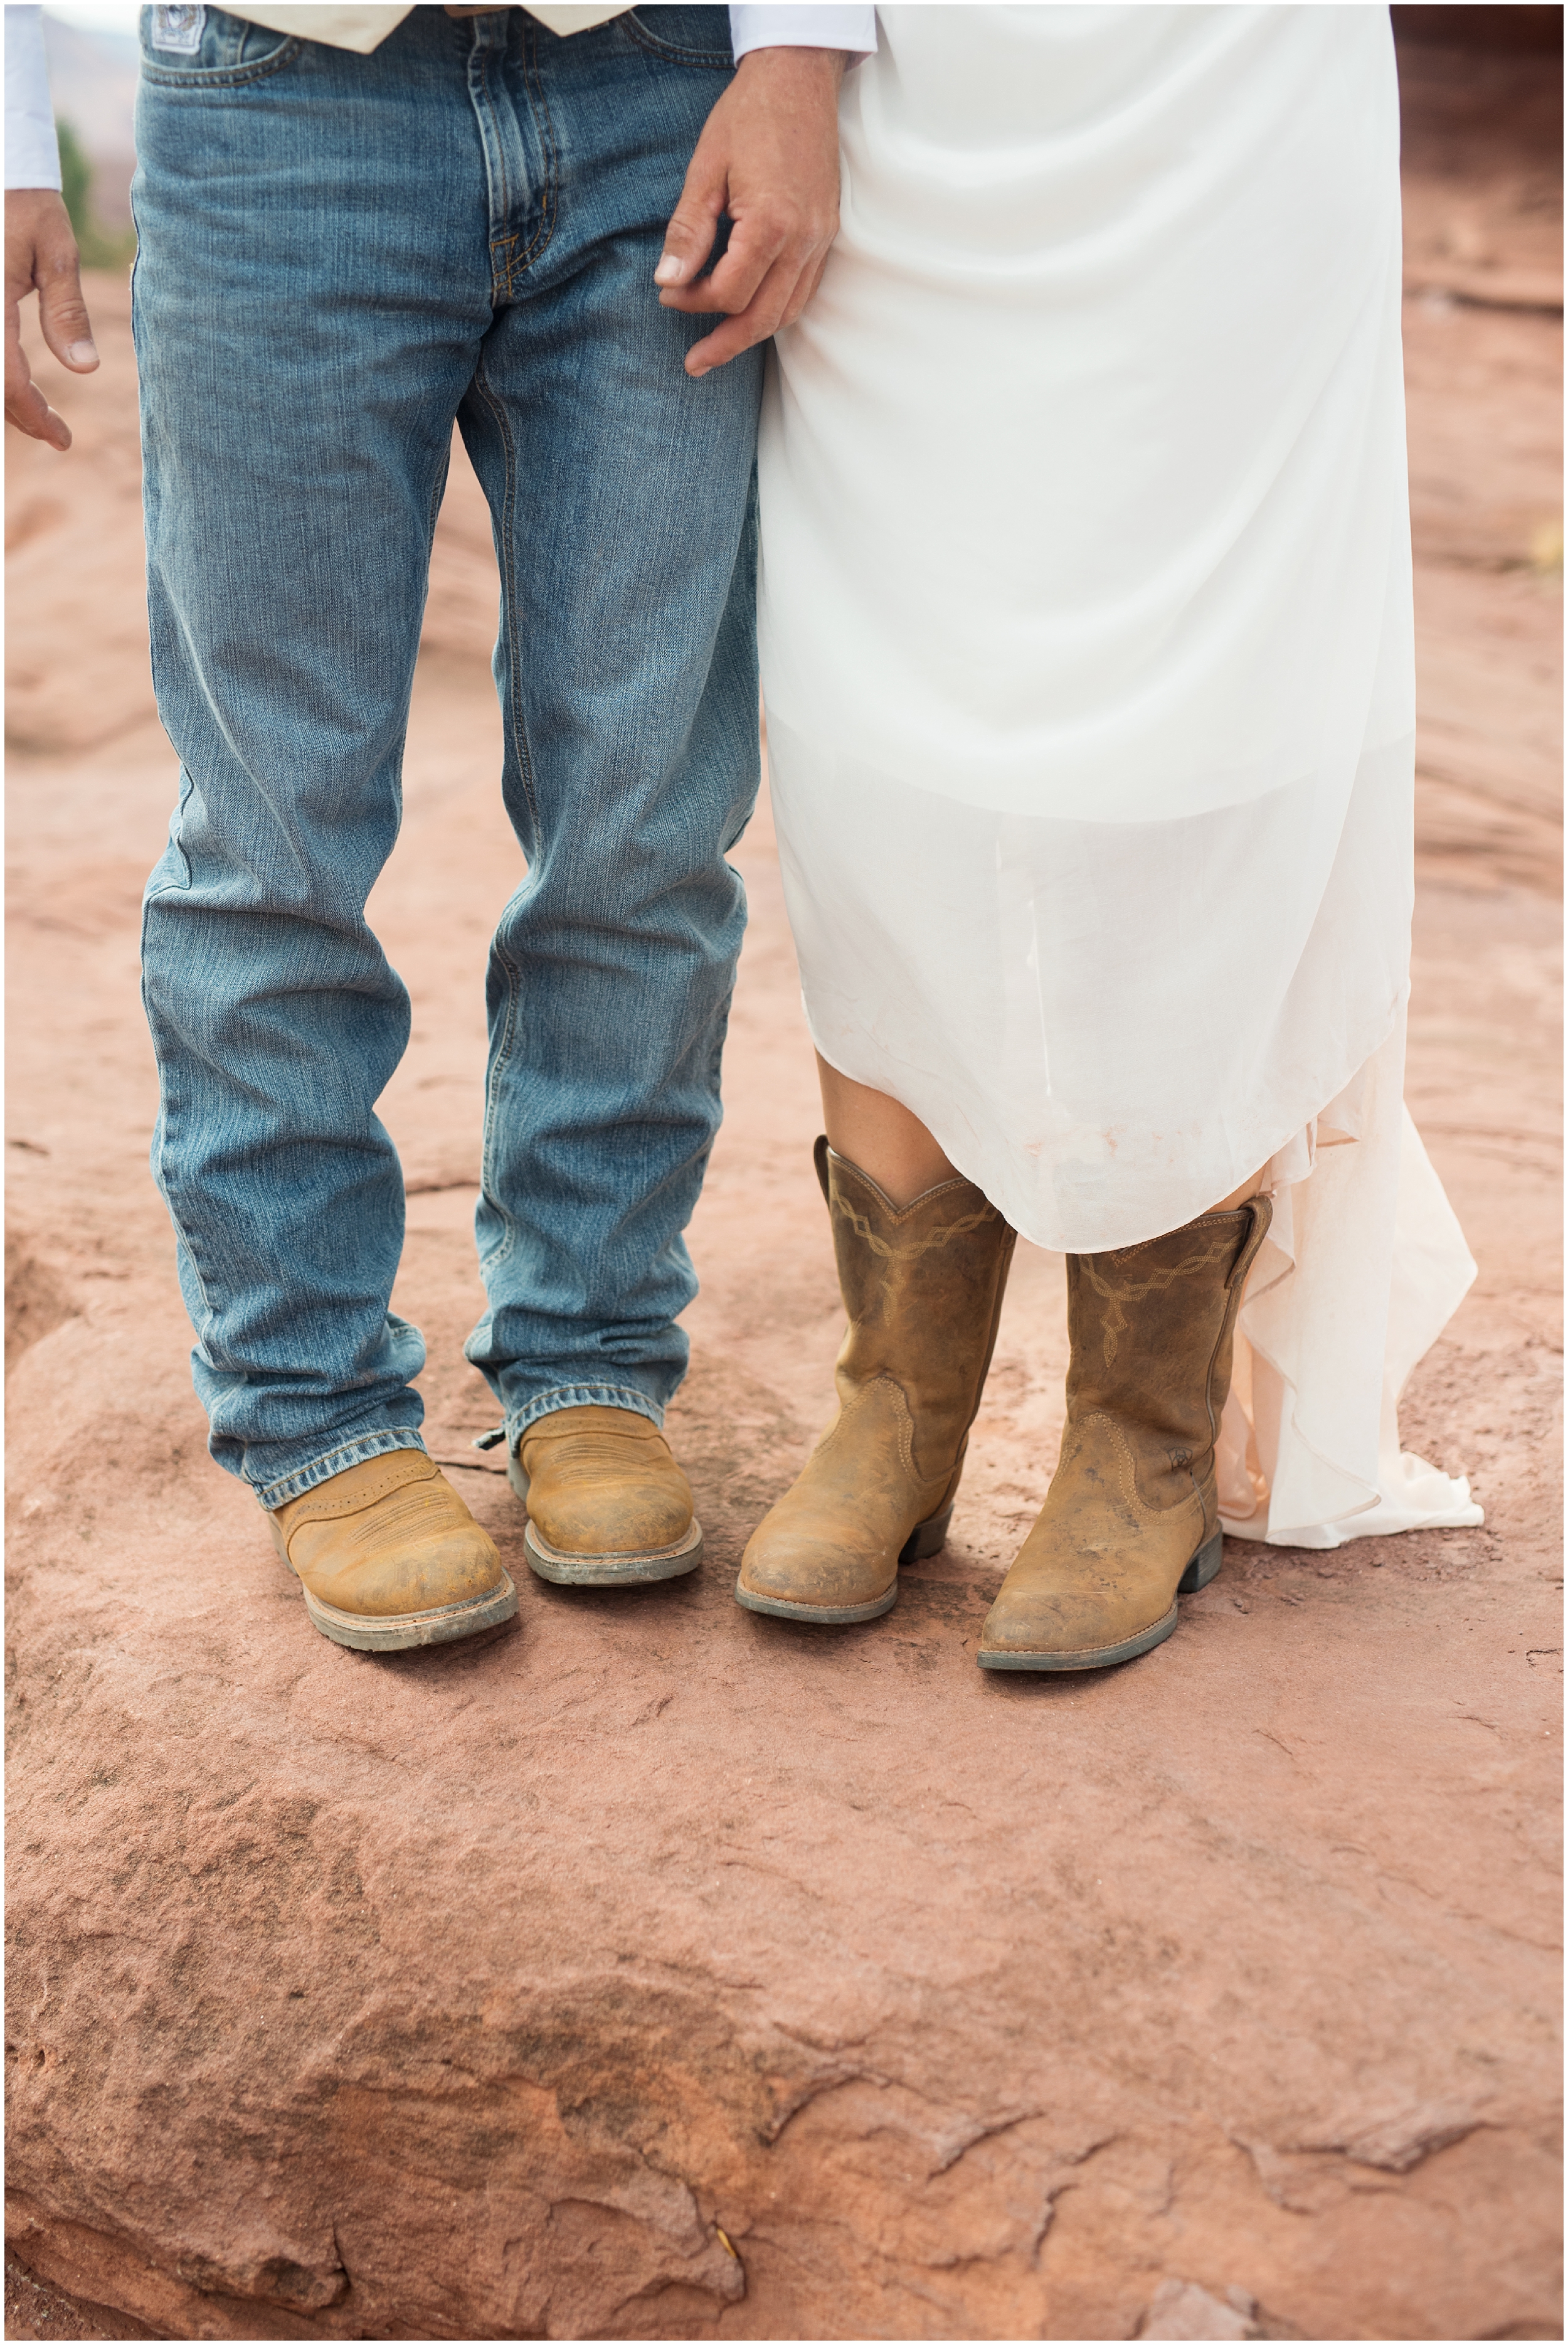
[
  {"x1": 729, "y1": 6, "x2": 876, "y2": 65},
  {"x1": 6, "y1": 4, "x2": 61, "y2": 191}
]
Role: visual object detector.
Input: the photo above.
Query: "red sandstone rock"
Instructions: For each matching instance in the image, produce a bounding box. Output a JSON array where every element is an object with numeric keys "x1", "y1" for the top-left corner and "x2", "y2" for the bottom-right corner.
[
  {"x1": 5, "y1": 48, "x2": 1562, "y2": 2345},
  {"x1": 1139, "y1": 2281, "x2": 1261, "y2": 2341}
]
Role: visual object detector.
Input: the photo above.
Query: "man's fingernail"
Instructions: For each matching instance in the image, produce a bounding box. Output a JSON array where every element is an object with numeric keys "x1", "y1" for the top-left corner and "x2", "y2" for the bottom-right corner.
[
  {"x1": 68, "y1": 340, "x2": 98, "y2": 366},
  {"x1": 654, "y1": 256, "x2": 684, "y2": 285}
]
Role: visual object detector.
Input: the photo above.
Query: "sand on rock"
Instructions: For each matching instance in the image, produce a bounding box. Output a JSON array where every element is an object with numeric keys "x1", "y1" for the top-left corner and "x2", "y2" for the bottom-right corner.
[{"x1": 6, "y1": 38, "x2": 1561, "y2": 2344}]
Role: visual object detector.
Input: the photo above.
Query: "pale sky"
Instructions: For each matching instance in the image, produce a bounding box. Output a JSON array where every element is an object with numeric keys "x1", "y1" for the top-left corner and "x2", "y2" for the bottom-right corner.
[{"x1": 45, "y1": 5, "x2": 143, "y2": 30}]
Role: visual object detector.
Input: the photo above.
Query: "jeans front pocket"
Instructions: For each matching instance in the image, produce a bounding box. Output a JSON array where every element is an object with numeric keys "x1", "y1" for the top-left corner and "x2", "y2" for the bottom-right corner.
[
  {"x1": 622, "y1": 7, "x2": 734, "y2": 68},
  {"x1": 139, "y1": 4, "x2": 300, "y2": 87}
]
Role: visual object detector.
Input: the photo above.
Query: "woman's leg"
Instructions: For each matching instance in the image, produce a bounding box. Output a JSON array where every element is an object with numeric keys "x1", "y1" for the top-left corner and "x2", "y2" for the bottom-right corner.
[
  {"x1": 978, "y1": 1185, "x2": 1274, "y2": 1672},
  {"x1": 733, "y1": 1088, "x2": 1014, "y2": 1625},
  {"x1": 1213, "y1": 1169, "x2": 1268, "y2": 1212},
  {"x1": 820, "y1": 1057, "x2": 1264, "y2": 1218},
  {"x1": 737, "y1": 1046, "x2": 1270, "y2": 1636},
  {"x1": 816, "y1": 1058, "x2": 955, "y2": 1206}
]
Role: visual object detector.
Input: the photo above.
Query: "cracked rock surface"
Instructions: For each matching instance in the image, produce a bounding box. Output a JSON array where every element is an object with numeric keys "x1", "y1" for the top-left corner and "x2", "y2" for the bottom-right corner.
[{"x1": 6, "y1": 36, "x2": 1562, "y2": 2344}]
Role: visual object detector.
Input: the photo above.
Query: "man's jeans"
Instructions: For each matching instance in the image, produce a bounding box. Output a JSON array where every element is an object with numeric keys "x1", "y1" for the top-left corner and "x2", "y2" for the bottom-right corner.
[{"x1": 133, "y1": 6, "x2": 763, "y2": 1508}]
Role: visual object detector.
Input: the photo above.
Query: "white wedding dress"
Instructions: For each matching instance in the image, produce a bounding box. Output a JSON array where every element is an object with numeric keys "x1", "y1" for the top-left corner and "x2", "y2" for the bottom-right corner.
[{"x1": 757, "y1": 3, "x2": 1481, "y2": 1548}]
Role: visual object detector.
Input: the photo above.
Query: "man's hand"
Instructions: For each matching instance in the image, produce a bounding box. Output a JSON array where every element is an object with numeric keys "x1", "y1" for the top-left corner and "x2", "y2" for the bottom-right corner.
[
  {"x1": 655, "y1": 46, "x2": 844, "y2": 378},
  {"x1": 6, "y1": 188, "x2": 98, "y2": 450}
]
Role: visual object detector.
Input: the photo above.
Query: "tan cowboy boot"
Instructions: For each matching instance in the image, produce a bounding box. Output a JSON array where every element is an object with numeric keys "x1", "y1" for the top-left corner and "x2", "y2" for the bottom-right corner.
[
  {"x1": 269, "y1": 1450, "x2": 517, "y2": 1652},
  {"x1": 509, "y1": 1405, "x2": 702, "y2": 1585},
  {"x1": 978, "y1": 1194, "x2": 1272, "y2": 1672},
  {"x1": 736, "y1": 1137, "x2": 1016, "y2": 1625}
]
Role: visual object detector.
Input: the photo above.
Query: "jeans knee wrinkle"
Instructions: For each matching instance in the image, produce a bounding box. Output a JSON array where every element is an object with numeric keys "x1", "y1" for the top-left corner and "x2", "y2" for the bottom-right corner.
[
  {"x1": 152, "y1": 1130, "x2": 223, "y2": 1346},
  {"x1": 480, "y1": 932, "x2": 524, "y2": 1218},
  {"x1": 141, "y1": 961, "x2": 223, "y2": 1345},
  {"x1": 144, "y1": 767, "x2": 196, "y2": 895},
  {"x1": 472, "y1": 363, "x2": 543, "y2": 848}
]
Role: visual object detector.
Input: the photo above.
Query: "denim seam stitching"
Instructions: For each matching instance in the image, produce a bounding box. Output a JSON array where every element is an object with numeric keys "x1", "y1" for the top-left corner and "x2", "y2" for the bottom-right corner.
[
  {"x1": 509, "y1": 1388, "x2": 666, "y2": 1438},
  {"x1": 472, "y1": 38, "x2": 513, "y2": 294},
  {"x1": 260, "y1": 1429, "x2": 428, "y2": 1508},
  {"x1": 475, "y1": 23, "x2": 558, "y2": 302},
  {"x1": 505, "y1": 23, "x2": 559, "y2": 286},
  {"x1": 278, "y1": 1432, "x2": 428, "y2": 1479}
]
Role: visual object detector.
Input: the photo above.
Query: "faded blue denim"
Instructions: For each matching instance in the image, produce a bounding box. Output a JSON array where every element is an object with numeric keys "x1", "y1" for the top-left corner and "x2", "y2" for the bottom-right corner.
[{"x1": 133, "y1": 6, "x2": 763, "y2": 1508}]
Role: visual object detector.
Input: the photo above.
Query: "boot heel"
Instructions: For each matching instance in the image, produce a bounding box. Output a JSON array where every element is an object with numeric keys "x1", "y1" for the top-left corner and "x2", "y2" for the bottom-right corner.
[
  {"x1": 900, "y1": 1507, "x2": 953, "y2": 1566},
  {"x1": 1178, "y1": 1530, "x2": 1223, "y2": 1595}
]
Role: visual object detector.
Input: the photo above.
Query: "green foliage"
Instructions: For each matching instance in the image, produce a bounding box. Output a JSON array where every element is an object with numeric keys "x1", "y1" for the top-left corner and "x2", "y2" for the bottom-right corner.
[
  {"x1": 56, "y1": 117, "x2": 92, "y2": 232},
  {"x1": 55, "y1": 119, "x2": 137, "y2": 270}
]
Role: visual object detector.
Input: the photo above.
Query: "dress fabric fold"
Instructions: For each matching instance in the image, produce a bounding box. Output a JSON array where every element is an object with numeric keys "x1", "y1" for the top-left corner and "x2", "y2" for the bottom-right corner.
[{"x1": 756, "y1": 2, "x2": 1481, "y2": 1548}]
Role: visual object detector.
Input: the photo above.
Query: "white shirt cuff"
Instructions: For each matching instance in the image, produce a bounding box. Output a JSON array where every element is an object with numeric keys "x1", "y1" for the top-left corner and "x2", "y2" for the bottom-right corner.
[
  {"x1": 5, "y1": 4, "x2": 62, "y2": 190},
  {"x1": 728, "y1": 6, "x2": 877, "y2": 64}
]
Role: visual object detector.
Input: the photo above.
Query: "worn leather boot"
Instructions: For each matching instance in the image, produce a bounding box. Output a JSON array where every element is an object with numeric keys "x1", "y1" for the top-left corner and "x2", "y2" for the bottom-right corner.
[
  {"x1": 979, "y1": 1194, "x2": 1272, "y2": 1672},
  {"x1": 269, "y1": 1450, "x2": 517, "y2": 1652},
  {"x1": 736, "y1": 1137, "x2": 1016, "y2": 1624},
  {"x1": 509, "y1": 1405, "x2": 702, "y2": 1585}
]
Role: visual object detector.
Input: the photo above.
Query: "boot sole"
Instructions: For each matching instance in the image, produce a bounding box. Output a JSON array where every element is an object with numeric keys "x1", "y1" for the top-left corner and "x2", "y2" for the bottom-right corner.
[
  {"x1": 734, "y1": 1580, "x2": 899, "y2": 1625},
  {"x1": 524, "y1": 1518, "x2": 703, "y2": 1586},
  {"x1": 732, "y1": 1506, "x2": 953, "y2": 1626},
  {"x1": 977, "y1": 1531, "x2": 1222, "y2": 1672},
  {"x1": 509, "y1": 1450, "x2": 703, "y2": 1585},
  {"x1": 300, "y1": 1575, "x2": 519, "y2": 1653}
]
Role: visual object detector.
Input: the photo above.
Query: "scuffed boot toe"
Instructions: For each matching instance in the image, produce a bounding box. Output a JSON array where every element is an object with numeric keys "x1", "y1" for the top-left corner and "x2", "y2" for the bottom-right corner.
[
  {"x1": 736, "y1": 1513, "x2": 901, "y2": 1625},
  {"x1": 512, "y1": 1406, "x2": 701, "y2": 1585},
  {"x1": 270, "y1": 1452, "x2": 517, "y2": 1654},
  {"x1": 978, "y1": 1573, "x2": 1179, "y2": 1672}
]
